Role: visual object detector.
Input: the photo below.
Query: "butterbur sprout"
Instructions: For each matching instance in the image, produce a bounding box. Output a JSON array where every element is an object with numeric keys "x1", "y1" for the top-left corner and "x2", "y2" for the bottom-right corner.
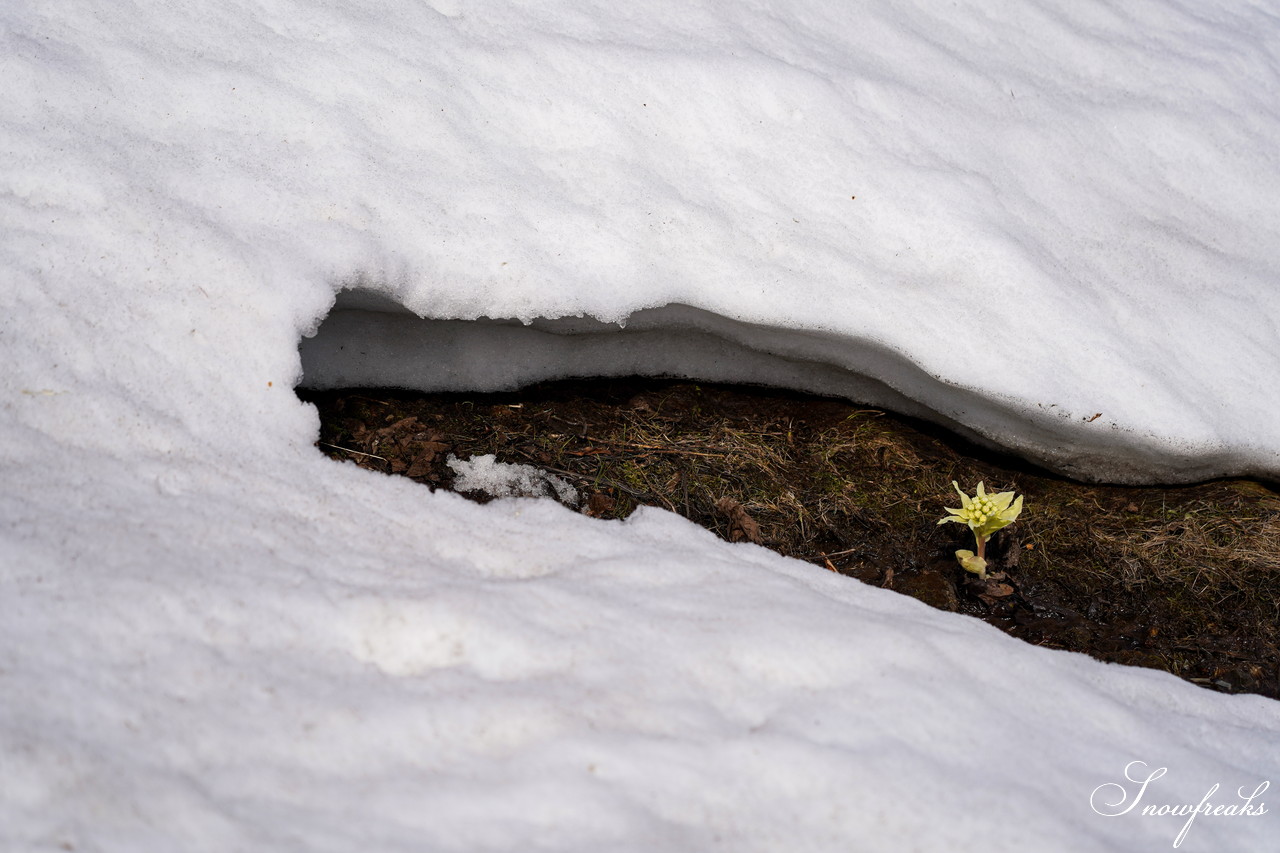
[{"x1": 938, "y1": 481, "x2": 1023, "y2": 579}]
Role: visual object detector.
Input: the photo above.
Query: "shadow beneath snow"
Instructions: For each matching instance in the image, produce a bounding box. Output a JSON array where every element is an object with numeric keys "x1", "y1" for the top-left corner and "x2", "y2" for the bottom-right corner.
[{"x1": 296, "y1": 287, "x2": 1244, "y2": 484}]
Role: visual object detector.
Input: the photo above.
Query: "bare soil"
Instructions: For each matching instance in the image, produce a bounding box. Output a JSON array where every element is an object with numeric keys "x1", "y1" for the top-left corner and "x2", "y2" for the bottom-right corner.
[{"x1": 301, "y1": 379, "x2": 1280, "y2": 701}]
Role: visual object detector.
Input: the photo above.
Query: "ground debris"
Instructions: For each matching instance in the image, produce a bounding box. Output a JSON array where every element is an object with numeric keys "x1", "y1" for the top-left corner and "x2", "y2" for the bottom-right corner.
[{"x1": 713, "y1": 496, "x2": 764, "y2": 545}]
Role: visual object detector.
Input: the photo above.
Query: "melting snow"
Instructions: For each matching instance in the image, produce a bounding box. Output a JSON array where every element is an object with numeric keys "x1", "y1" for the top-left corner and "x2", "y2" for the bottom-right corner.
[
  {"x1": 448, "y1": 453, "x2": 580, "y2": 506},
  {"x1": 2, "y1": 1, "x2": 1279, "y2": 851}
]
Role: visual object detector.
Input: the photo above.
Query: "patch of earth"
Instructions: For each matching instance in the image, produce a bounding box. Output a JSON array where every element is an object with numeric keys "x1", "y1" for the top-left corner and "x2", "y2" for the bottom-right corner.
[{"x1": 301, "y1": 379, "x2": 1280, "y2": 701}]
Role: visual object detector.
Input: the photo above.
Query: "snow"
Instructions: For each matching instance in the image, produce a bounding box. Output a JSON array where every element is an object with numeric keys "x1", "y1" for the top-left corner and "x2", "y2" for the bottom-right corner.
[
  {"x1": 2, "y1": 1, "x2": 1278, "y2": 851},
  {"x1": 448, "y1": 453, "x2": 580, "y2": 506}
]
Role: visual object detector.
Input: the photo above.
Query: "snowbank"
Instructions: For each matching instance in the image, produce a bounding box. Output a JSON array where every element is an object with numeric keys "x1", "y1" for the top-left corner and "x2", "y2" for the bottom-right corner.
[{"x1": 3, "y1": 1, "x2": 1278, "y2": 850}]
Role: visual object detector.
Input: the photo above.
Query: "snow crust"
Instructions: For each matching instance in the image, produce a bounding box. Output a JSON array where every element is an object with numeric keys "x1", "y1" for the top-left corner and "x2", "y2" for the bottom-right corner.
[
  {"x1": 449, "y1": 453, "x2": 580, "y2": 506},
  {"x1": 3, "y1": 1, "x2": 1279, "y2": 850}
]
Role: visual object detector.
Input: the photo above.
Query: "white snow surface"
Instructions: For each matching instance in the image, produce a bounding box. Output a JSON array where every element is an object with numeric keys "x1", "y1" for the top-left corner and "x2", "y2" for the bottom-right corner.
[
  {"x1": 449, "y1": 453, "x2": 579, "y2": 506},
  {"x1": 3, "y1": 1, "x2": 1279, "y2": 851}
]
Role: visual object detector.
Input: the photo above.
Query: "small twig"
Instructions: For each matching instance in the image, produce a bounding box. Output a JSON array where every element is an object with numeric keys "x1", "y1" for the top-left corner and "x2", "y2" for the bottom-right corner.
[
  {"x1": 1171, "y1": 645, "x2": 1254, "y2": 661},
  {"x1": 320, "y1": 442, "x2": 386, "y2": 462},
  {"x1": 538, "y1": 464, "x2": 657, "y2": 502},
  {"x1": 634, "y1": 464, "x2": 679, "y2": 513},
  {"x1": 596, "y1": 440, "x2": 730, "y2": 459},
  {"x1": 681, "y1": 467, "x2": 691, "y2": 517}
]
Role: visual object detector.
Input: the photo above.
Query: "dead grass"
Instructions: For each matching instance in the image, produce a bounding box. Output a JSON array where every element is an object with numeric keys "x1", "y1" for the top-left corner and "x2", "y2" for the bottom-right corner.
[{"x1": 301, "y1": 379, "x2": 1280, "y2": 700}]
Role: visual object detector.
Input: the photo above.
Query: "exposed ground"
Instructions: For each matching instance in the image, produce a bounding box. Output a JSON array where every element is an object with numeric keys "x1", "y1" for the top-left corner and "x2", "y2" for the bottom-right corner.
[{"x1": 301, "y1": 379, "x2": 1280, "y2": 701}]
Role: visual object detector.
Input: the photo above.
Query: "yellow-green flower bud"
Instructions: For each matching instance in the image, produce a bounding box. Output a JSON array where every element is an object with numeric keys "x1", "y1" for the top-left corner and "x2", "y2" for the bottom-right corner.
[
  {"x1": 938, "y1": 481, "x2": 1023, "y2": 539},
  {"x1": 938, "y1": 481, "x2": 1024, "y2": 576},
  {"x1": 955, "y1": 549, "x2": 988, "y2": 579}
]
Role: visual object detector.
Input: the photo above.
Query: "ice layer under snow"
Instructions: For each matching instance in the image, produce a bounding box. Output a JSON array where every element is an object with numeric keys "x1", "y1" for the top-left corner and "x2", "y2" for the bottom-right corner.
[{"x1": 3, "y1": 1, "x2": 1279, "y2": 851}]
